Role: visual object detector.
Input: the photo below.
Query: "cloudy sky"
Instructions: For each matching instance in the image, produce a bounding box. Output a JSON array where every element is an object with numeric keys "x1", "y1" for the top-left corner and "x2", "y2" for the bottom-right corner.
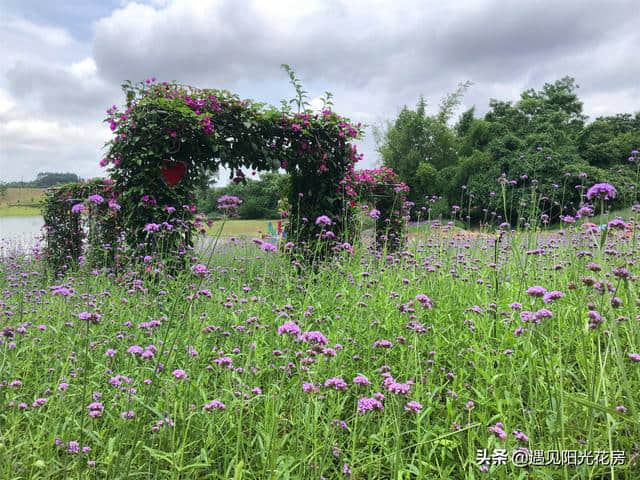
[{"x1": 1, "y1": 0, "x2": 639, "y2": 183}]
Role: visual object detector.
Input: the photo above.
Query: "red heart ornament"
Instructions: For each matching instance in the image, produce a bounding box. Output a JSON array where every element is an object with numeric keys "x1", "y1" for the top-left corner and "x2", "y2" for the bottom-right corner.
[{"x1": 161, "y1": 160, "x2": 187, "y2": 187}]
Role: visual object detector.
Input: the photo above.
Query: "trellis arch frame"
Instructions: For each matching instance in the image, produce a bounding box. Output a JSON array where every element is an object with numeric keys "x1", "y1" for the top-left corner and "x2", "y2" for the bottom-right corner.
[
  {"x1": 101, "y1": 79, "x2": 365, "y2": 262},
  {"x1": 347, "y1": 167, "x2": 411, "y2": 251},
  {"x1": 42, "y1": 179, "x2": 123, "y2": 272}
]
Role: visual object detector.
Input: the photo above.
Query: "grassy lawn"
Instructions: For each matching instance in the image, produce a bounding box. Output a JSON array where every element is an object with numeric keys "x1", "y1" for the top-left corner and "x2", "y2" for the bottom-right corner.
[
  {"x1": 541, "y1": 206, "x2": 637, "y2": 231},
  {"x1": 0, "y1": 187, "x2": 45, "y2": 216},
  {"x1": 208, "y1": 218, "x2": 280, "y2": 237},
  {"x1": 0, "y1": 205, "x2": 42, "y2": 216},
  {"x1": 589, "y1": 206, "x2": 636, "y2": 224}
]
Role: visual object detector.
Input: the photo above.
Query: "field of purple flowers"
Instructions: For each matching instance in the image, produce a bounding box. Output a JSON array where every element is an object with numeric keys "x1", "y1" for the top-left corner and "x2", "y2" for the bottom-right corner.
[{"x1": 1, "y1": 218, "x2": 639, "y2": 479}]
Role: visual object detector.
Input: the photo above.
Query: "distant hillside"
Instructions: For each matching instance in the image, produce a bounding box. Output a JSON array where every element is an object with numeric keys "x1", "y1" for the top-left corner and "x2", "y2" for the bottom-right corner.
[
  {"x1": 5, "y1": 172, "x2": 80, "y2": 188},
  {"x1": 0, "y1": 187, "x2": 45, "y2": 216}
]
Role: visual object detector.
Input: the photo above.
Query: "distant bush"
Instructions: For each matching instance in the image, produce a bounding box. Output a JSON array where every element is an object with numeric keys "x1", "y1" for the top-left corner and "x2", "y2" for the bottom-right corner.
[{"x1": 199, "y1": 172, "x2": 288, "y2": 219}]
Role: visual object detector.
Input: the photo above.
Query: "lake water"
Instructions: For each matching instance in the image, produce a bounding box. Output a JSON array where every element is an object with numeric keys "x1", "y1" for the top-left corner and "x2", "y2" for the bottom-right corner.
[
  {"x1": 0, "y1": 215, "x2": 44, "y2": 255},
  {"x1": 0, "y1": 216, "x2": 276, "y2": 257}
]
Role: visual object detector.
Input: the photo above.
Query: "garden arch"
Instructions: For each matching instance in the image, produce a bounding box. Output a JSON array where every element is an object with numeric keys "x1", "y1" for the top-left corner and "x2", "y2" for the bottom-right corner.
[
  {"x1": 43, "y1": 79, "x2": 410, "y2": 271},
  {"x1": 102, "y1": 80, "x2": 365, "y2": 263}
]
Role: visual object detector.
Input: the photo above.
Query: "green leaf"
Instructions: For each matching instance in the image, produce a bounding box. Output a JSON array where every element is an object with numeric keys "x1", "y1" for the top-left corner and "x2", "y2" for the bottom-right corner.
[
  {"x1": 143, "y1": 446, "x2": 174, "y2": 465},
  {"x1": 569, "y1": 395, "x2": 623, "y2": 416}
]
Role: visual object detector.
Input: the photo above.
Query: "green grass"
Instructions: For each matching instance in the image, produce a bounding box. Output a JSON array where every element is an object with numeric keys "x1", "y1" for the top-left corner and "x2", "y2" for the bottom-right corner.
[
  {"x1": 590, "y1": 207, "x2": 635, "y2": 225},
  {"x1": 206, "y1": 219, "x2": 280, "y2": 237},
  {"x1": 540, "y1": 207, "x2": 638, "y2": 232},
  {"x1": 0, "y1": 225, "x2": 638, "y2": 479},
  {"x1": 0, "y1": 187, "x2": 44, "y2": 216},
  {"x1": 408, "y1": 220, "x2": 467, "y2": 235},
  {"x1": 0, "y1": 205, "x2": 42, "y2": 216}
]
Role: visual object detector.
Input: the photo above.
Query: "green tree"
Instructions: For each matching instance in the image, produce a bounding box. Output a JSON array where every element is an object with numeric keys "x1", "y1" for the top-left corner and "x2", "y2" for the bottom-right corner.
[
  {"x1": 200, "y1": 172, "x2": 288, "y2": 219},
  {"x1": 379, "y1": 76, "x2": 638, "y2": 226},
  {"x1": 577, "y1": 113, "x2": 640, "y2": 168},
  {"x1": 457, "y1": 77, "x2": 636, "y2": 224},
  {"x1": 34, "y1": 172, "x2": 80, "y2": 187},
  {"x1": 375, "y1": 95, "x2": 460, "y2": 206}
]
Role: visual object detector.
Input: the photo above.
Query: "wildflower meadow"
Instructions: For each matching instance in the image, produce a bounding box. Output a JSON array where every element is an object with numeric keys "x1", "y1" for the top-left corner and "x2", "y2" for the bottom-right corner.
[
  {"x1": 2, "y1": 201, "x2": 640, "y2": 478},
  {"x1": 1, "y1": 75, "x2": 639, "y2": 479}
]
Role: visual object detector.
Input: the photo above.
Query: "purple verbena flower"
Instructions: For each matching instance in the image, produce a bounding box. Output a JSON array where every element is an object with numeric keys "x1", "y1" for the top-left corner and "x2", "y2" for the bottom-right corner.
[
  {"x1": 144, "y1": 223, "x2": 161, "y2": 232},
  {"x1": 488, "y1": 422, "x2": 507, "y2": 441},
  {"x1": 415, "y1": 294, "x2": 433, "y2": 309},
  {"x1": 373, "y1": 339, "x2": 392, "y2": 348},
  {"x1": 203, "y1": 400, "x2": 226, "y2": 411},
  {"x1": 217, "y1": 195, "x2": 242, "y2": 210},
  {"x1": 315, "y1": 215, "x2": 332, "y2": 226},
  {"x1": 543, "y1": 291, "x2": 564, "y2": 304},
  {"x1": 353, "y1": 375, "x2": 371, "y2": 386},
  {"x1": 71, "y1": 203, "x2": 86, "y2": 214},
  {"x1": 191, "y1": 263, "x2": 209, "y2": 276},
  {"x1": 357, "y1": 396, "x2": 384, "y2": 414},
  {"x1": 87, "y1": 402, "x2": 104, "y2": 417},
  {"x1": 586, "y1": 183, "x2": 617, "y2": 201},
  {"x1": 324, "y1": 377, "x2": 348, "y2": 391},
  {"x1": 299, "y1": 330, "x2": 328, "y2": 345},
  {"x1": 277, "y1": 321, "x2": 300, "y2": 336},
  {"x1": 526, "y1": 286, "x2": 547, "y2": 297},
  {"x1": 513, "y1": 430, "x2": 529, "y2": 443},
  {"x1": 172, "y1": 369, "x2": 187, "y2": 379},
  {"x1": 404, "y1": 400, "x2": 422, "y2": 413}
]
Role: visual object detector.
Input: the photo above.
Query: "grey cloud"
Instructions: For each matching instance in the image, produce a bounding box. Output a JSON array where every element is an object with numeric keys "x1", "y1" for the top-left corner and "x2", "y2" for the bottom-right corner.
[
  {"x1": 1, "y1": 0, "x2": 640, "y2": 182},
  {"x1": 0, "y1": 145, "x2": 107, "y2": 181},
  {"x1": 5, "y1": 60, "x2": 119, "y2": 120},
  {"x1": 92, "y1": 0, "x2": 638, "y2": 90},
  {"x1": 92, "y1": 1, "x2": 413, "y2": 87}
]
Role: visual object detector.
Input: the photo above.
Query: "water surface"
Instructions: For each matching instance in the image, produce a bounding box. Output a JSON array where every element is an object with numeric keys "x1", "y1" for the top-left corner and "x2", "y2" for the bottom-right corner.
[{"x1": 0, "y1": 215, "x2": 44, "y2": 255}]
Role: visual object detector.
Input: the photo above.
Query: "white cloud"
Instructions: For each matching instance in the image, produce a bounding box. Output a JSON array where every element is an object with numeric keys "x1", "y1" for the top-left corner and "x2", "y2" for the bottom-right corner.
[
  {"x1": 0, "y1": 114, "x2": 109, "y2": 180},
  {"x1": 0, "y1": 89, "x2": 16, "y2": 115},
  {"x1": 4, "y1": 16, "x2": 73, "y2": 47},
  {"x1": 70, "y1": 58, "x2": 98, "y2": 79},
  {"x1": 0, "y1": 16, "x2": 83, "y2": 77},
  {"x1": 0, "y1": 118, "x2": 105, "y2": 151}
]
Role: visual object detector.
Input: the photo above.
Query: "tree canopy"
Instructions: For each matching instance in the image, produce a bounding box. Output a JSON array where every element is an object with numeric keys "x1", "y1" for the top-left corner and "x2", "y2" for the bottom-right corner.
[{"x1": 377, "y1": 77, "x2": 639, "y2": 225}]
